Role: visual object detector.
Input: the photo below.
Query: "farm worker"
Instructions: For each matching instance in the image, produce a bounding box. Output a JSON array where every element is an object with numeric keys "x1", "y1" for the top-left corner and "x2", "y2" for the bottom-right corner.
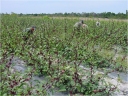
[
  {"x1": 73, "y1": 20, "x2": 84, "y2": 30},
  {"x1": 74, "y1": 20, "x2": 84, "y2": 28},
  {"x1": 96, "y1": 21, "x2": 100, "y2": 27},
  {"x1": 24, "y1": 26, "x2": 36, "y2": 33},
  {"x1": 82, "y1": 24, "x2": 88, "y2": 29},
  {"x1": 22, "y1": 26, "x2": 36, "y2": 40}
]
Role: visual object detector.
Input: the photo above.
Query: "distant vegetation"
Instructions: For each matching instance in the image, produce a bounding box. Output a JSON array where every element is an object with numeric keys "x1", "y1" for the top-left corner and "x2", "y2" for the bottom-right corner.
[{"x1": 1, "y1": 10, "x2": 128, "y2": 19}]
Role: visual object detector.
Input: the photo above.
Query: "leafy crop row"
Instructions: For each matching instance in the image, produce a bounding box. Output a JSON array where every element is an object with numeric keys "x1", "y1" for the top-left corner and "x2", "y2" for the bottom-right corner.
[{"x1": 0, "y1": 15, "x2": 127, "y2": 95}]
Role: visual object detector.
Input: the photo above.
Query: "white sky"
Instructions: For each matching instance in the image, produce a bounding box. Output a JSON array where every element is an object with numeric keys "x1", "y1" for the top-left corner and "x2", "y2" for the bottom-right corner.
[{"x1": 1, "y1": 0, "x2": 127, "y2": 14}]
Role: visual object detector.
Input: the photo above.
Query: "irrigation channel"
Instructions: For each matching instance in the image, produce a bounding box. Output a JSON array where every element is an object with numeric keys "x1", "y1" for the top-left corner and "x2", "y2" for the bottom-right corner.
[{"x1": 9, "y1": 55, "x2": 128, "y2": 96}]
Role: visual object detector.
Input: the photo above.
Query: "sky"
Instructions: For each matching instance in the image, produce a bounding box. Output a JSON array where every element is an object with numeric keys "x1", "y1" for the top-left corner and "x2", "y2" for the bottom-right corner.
[{"x1": 1, "y1": 0, "x2": 127, "y2": 14}]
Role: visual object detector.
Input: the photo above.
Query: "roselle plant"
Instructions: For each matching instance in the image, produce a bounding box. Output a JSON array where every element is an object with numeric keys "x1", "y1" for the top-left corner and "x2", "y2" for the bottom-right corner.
[{"x1": 1, "y1": 14, "x2": 127, "y2": 95}]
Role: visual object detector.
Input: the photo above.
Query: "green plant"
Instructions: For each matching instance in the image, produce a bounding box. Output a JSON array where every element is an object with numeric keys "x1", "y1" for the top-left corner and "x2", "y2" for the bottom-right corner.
[{"x1": 1, "y1": 14, "x2": 127, "y2": 95}]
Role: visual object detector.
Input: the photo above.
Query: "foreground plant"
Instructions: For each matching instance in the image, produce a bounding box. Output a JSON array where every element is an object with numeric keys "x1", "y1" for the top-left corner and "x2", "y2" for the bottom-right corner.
[{"x1": 0, "y1": 14, "x2": 127, "y2": 95}]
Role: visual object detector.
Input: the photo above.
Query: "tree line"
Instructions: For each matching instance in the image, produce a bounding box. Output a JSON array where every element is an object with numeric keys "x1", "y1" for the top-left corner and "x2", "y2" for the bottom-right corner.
[{"x1": 1, "y1": 11, "x2": 128, "y2": 19}]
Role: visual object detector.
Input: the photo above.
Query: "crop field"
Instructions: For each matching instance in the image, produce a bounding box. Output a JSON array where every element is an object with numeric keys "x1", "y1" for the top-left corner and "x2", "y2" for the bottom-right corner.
[{"x1": 0, "y1": 15, "x2": 128, "y2": 95}]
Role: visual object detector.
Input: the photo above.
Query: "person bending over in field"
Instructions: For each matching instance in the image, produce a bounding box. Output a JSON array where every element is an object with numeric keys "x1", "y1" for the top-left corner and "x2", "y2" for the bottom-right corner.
[
  {"x1": 22, "y1": 26, "x2": 36, "y2": 40},
  {"x1": 73, "y1": 20, "x2": 84, "y2": 31},
  {"x1": 82, "y1": 24, "x2": 88, "y2": 29},
  {"x1": 96, "y1": 21, "x2": 100, "y2": 27}
]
